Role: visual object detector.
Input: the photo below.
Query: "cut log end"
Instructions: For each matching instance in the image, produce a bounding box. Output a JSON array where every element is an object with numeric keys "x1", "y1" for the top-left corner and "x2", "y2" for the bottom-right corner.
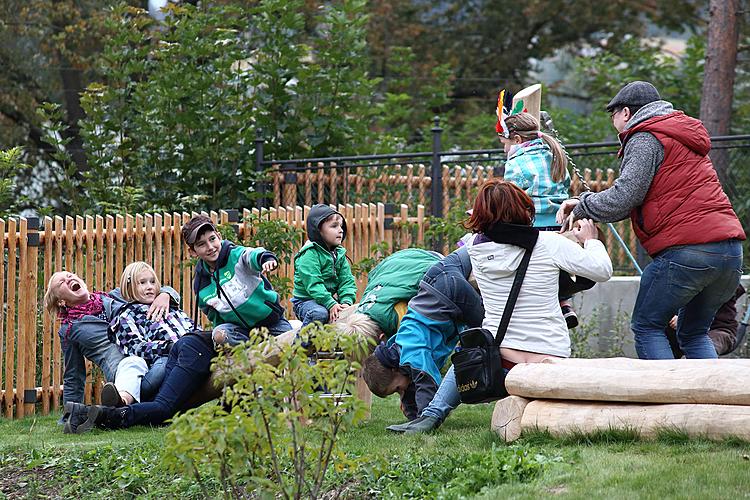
[{"x1": 491, "y1": 395, "x2": 529, "y2": 442}]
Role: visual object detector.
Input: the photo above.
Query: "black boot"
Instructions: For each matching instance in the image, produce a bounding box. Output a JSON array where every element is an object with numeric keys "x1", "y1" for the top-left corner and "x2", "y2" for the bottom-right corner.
[
  {"x1": 87, "y1": 405, "x2": 129, "y2": 431},
  {"x1": 63, "y1": 402, "x2": 90, "y2": 434},
  {"x1": 403, "y1": 415, "x2": 441, "y2": 434}
]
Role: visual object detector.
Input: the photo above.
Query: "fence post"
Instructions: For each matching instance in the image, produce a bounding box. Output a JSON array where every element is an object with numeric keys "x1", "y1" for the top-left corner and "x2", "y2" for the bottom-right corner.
[
  {"x1": 430, "y1": 116, "x2": 443, "y2": 218},
  {"x1": 255, "y1": 128, "x2": 266, "y2": 209}
]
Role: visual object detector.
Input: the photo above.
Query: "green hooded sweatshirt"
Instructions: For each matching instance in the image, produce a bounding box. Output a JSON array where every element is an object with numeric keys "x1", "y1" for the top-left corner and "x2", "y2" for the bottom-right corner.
[
  {"x1": 357, "y1": 248, "x2": 443, "y2": 338},
  {"x1": 293, "y1": 205, "x2": 357, "y2": 309}
]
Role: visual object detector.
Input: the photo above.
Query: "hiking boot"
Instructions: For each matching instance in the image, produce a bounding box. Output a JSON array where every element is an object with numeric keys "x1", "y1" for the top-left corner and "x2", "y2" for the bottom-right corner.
[
  {"x1": 403, "y1": 415, "x2": 441, "y2": 434},
  {"x1": 100, "y1": 383, "x2": 125, "y2": 408},
  {"x1": 63, "y1": 402, "x2": 93, "y2": 434},
  {"x1": 561, "y1": 304, "x2": 579, "y2": 329}
]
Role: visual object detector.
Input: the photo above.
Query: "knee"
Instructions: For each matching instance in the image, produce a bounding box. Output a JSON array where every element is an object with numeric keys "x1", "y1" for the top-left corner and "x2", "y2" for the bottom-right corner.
[{"x1": 307, "y1": 305, "x2": 330, "y2": 323}]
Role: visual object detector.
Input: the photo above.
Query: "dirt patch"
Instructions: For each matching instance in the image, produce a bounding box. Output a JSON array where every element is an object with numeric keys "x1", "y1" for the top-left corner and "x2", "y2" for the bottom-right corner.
[
  {"x1": 546, "y1": 485, "x2": 569, "y2": 495},
  {"x1": 0, "y1": 464, "x2": 61, "y2": 499}
]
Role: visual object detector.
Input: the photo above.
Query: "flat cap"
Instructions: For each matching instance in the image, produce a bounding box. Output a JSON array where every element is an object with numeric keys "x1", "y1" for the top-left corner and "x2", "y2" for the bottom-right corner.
[{"x1": 606, "y1": 81, "x2": 661, "y2": 112}]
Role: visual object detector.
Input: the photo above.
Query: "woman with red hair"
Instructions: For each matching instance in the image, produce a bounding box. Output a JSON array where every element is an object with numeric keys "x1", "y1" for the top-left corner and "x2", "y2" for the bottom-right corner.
[{"x1": 388, "y1": 180, "x2": 613, "y2": 433}]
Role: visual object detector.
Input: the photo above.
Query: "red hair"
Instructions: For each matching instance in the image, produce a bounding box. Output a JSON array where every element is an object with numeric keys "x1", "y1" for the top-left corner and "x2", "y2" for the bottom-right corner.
[{"x1": 465, "y1": 179, "x2": 535, "y2": 233}]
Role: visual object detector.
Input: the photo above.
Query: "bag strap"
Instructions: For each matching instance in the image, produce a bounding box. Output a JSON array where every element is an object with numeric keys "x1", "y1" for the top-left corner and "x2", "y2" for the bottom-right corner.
[
  {"x1": 213, "y1": 271, "x2": 254, "y2": 332},
  {"x1": 493, "y1": 248, "x2": 532, "y2": 345}
]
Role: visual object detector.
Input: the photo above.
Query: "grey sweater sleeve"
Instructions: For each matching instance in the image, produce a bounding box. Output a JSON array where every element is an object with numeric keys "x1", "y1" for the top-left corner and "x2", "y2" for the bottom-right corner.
[{"x1": 572, "y1": 132, "x2": 664, "y2": 223}]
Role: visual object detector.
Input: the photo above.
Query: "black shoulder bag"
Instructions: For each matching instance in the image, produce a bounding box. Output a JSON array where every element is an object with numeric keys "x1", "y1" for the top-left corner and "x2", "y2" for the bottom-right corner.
[{"x1": 451, "y1": 247, "x2": 532, "y2": 404}]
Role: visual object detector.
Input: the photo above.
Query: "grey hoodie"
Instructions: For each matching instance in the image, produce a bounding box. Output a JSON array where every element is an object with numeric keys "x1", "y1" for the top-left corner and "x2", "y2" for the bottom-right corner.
[{"x1": 573, "y1": 100, "x2": 673, "y2": 222}]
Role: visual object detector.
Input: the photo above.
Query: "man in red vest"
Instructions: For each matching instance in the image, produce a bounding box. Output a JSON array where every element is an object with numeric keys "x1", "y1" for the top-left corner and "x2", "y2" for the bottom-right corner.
[{"x1": 557, "y1": 81, "x2": 745, "y2": 359}]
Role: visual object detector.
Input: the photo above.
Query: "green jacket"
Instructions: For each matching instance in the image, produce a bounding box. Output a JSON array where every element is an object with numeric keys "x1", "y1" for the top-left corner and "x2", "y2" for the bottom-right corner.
[
  {"x1": 193, "y1": 241, "x2": 281, "y2": 328},
  {"x1": 357, "y1": 248, "x2": 443, "y2": 338},
  {"x1": 293, "y1": 204, "x2": 357, "y2": 309},
  {"x1": 293, "y1": 242, "x2": 357, "y2": 309}
]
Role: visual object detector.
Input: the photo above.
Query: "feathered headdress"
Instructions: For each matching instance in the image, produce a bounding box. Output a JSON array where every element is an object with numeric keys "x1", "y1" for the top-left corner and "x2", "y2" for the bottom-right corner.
[
  {"x1": 495, "y1": 88, "x2": 527, "y2": 138},
  {"x1": 495, "y1": 89, "x2": 510, "y2": 138}
]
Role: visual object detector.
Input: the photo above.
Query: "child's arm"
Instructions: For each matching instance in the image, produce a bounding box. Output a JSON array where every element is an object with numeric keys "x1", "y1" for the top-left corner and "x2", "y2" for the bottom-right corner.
[
  {"x1": 111, "y1": 312, "x2": 173, "y2": 365},
  {"x1": 243, "y1": 247, "x2": 278, "y2": 272},
  {"x1": 295, "y1": 252, "x2": 337, "y2": 310},
  {"x1": 336, "y1": 256, "x2": 358, "y2": 306}
]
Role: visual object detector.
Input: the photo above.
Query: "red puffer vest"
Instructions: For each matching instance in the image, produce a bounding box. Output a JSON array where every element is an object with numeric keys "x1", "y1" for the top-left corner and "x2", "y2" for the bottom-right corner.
[{"x1": 619, "y1": 111, "x2": 745, "y2": 256}]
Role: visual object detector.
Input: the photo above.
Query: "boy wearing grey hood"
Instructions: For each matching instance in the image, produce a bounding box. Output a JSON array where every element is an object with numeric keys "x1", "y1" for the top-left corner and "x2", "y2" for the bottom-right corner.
[{"x1": 292, "y1": 204, "x2": 357, "y2": 326}]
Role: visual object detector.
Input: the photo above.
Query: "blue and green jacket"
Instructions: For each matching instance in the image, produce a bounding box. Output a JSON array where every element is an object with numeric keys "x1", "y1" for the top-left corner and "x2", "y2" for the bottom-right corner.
[{"x1": 193, "y1": 241, "x2": 281, "y2": 328}]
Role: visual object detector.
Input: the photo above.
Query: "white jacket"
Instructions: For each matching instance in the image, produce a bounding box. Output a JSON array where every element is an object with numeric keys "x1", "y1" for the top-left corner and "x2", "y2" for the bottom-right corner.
[{"x1": 466, "y1": 231, "x2": 613, "y2": 357}]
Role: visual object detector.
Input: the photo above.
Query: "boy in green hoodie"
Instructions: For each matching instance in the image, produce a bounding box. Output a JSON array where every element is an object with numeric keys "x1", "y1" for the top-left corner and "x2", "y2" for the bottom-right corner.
[
  {"x1": 292, "y1": 205, "x2": 357, "y2": 326},
  {"x1": 182, "y1": 215, "x2": 292, "y2": 346}
]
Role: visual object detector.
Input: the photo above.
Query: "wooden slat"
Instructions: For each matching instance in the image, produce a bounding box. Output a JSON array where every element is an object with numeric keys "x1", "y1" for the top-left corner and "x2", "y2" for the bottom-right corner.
[
  {"x1": 42, "y1": 217, "x2": 53, "y2": 414},
  {"x1": 181, "y1": 213, "x2": 192, "y2": 317},
  {"x1": 125, "y1": 214, "x2": 134, "y2": 266},
  {"x1": 162, "y1": 212, "x2": 172, "y2": 288},
  {"x1": 145, "y1": 214, "x2": 153, "y2": 268},
  {"x1": 95, "y1": 216, "x2": 104, "y2": 291},
  {"x1": 154, "y1": 213, "x2": 163, "y2": 284},
  {"x1": 105, "y1": 216, "x2": 115, "y2": 292},
  {"x1": 23, "y1": 218, "x2": 38, "y2": 415},
  {"x1": 53, "y1": 217, "x2": 63, "y2": 410},
  {"x1": 171, "y1": 212, "x2": 180, "y2": 295},
  {"x1": 115, "y1": 215, "x2": 125, "y2": 280},
  {"x1": 0, "y1": 220, "x2": 4, "y2": 413},
  {"x1": 4, "y1": 218, "x2": 17, "y2": 418},
  {"x1": 16, "y1": 219, "x2": 28, "y2": 418},
  {"x1": 134, "y1": 214, "x2": 143, "y2": 268}
]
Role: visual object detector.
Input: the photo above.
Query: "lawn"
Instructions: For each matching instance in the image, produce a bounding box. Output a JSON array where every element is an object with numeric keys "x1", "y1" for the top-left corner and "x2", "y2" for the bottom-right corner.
[{"x1": 1, "y1": 396, "x2": 749, "y2": 499}]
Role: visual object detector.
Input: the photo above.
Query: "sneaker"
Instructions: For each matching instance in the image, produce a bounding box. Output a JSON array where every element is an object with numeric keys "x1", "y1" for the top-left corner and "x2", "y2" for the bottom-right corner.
[
  {"x1": 561, "y1": 304, "x2": 579, "y2": 329},
  {"x1": 403, "y1": 415, "x2": 441, "y2": 434},
  {"x1": 100, "y1": 383, "x2": 125, "y2": 408}
]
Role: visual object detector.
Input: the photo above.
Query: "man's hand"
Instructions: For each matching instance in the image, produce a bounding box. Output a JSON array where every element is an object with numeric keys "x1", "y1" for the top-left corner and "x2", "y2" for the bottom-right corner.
[
  {"x1": 556, "y1": 199, "x2": 580, "y2": 227},
  {"x1": 262, "y1": 259, "x2": 278, "y2": 273},
  {"x1": 329, "y1": 303, "x2": 347, "y2": 323},
  {"x1": 669, "y1": 315, "x2": 678, "y2": 330},
  {"x1": 572, "y1": 219, "x2": 598, "y2": 244},
  {"x1": 147, "y1": 292, "x2": 171, "y2": 321}
]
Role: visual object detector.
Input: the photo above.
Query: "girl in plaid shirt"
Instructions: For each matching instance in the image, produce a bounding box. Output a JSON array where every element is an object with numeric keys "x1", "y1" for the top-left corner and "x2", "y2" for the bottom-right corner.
[
  {"x1": 105, "y1": 262, "x2": 194, "y2": 406},
  {"x1": 498, "y1": 112, "x2": 582, "y2": 328}
]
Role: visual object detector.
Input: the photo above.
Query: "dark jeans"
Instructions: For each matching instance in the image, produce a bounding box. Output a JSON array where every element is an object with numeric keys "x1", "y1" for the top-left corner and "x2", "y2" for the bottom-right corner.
[
  {"x1": 632, "y1": 239, "x2": 743, "y2": 359},
  {"x1": 124, "y1": 334, "x2": 216, "y2": 427}
]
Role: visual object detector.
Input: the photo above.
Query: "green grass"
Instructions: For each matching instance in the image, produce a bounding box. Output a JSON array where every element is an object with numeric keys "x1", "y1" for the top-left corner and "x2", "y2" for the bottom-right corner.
[{"x1": 1, "y1": 397, "x2": 750, "y2": 499}]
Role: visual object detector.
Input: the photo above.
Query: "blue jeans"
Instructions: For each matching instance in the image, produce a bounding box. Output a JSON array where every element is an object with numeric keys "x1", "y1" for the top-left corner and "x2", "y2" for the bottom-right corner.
[
  {"x1": 125, "y1": 335, "x2": 216, "y2": 427},
  {"x1": 291, "y1": 298, "x2": 330, "y2": 327},
  {"x1": 140, "y1": 356, "x2": 169, "y2": 402},
  {"x1": 632, "y1": 239, "x2": 743, "y2": 359},
  {"x1": 420, "y1": 365, "x2": 510, "y2": 422},
  {"x1": 213, "y1": 315, "x2": 293, "y2": 346}
]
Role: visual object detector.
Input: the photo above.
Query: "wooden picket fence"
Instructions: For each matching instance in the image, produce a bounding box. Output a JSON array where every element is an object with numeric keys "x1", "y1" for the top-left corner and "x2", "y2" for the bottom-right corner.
[
  {"x1": 272, "y1": 164, "x2": 617, "y2": 211},
  {"x1": 0, "y1": 202, "x2": 638, "y2": 419}
]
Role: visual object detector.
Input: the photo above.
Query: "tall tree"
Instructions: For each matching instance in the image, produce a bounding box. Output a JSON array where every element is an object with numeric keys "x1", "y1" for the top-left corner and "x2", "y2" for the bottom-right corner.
[{"x1": 700, "y1": 0, "x2": 741, "y2": 183}]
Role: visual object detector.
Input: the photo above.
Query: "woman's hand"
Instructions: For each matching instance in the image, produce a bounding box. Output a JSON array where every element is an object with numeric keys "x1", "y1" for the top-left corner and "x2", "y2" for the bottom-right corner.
[
  {"x1": 147, "y1": 292, "x2": 171, "y2": 321},
  {"x1": 556, "y1": 199, "x2": 580, "y2": 225},
  {"x1": 572, "y1": 219, "x2": 598, "y2": 244},
  {"x1": 262, "y1": 259, "x2": 278, "y2": 273}
]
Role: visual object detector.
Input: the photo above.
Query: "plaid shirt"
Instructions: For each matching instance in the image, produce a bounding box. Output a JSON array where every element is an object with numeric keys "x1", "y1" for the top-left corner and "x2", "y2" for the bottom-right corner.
[
  {"x1": 110, "y1": 303, "x2": 195, "y2": 366},
  {"x1": 504, "y1": 138, "x2": 571, "y2": 227}
]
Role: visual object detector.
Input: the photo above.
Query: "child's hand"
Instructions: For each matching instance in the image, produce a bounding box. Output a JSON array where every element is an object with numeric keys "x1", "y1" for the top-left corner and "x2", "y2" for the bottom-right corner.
[
  {"x1": 147, "y1": 293, "x2": 171, "y2": 321},
  {"x1": 261, "y1": 259, "x2": 278, "y2": 273},
  {"x1": 329, "y1": 303, "x2": 346, "y2": 322}
]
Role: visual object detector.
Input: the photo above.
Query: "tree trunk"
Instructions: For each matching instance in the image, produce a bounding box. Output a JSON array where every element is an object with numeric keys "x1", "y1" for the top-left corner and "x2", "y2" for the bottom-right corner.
[
  {"x1": 505, "y1": 360, "x2": 750, "y2": 405},
  {"x1": 491, "y1": 395, "x2": 530, "y2": 442},
  {"x1": 59, "y1": 65, "x2": 88, "y2": 176},
  {"x1": 700, "y1": 0, "x2": 740, "y2": 184},
  {"x1": 521, "y1": 400, "x2": 750, "y2": 440}
]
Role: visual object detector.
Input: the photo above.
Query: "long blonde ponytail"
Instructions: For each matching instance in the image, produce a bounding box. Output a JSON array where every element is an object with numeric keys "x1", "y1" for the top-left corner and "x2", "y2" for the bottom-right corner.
[{"x1": 505, "y1": 113, "x2": 568, "y2": 183}]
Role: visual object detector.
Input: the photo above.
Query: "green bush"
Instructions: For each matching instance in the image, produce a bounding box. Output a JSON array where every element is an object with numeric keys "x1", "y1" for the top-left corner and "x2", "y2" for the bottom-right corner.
[{"x1": 162, "y1": 323, "x2": 371, "y2": 499}]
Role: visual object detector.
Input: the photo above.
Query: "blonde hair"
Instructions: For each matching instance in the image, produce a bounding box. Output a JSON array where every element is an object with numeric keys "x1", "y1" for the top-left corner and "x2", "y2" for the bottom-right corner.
[
  {"x1": 505, "y1": 112, "x2": 568, "y2": 183},
  {"x1": 44, "y1": 271, "x2": 65, "y2": 317},
  {"x1": 335, "y1": 311, "x2": 383, "y2": 353},
  {"x1": 120, "y1": 262, "x2": 161, "y2": 302}
]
